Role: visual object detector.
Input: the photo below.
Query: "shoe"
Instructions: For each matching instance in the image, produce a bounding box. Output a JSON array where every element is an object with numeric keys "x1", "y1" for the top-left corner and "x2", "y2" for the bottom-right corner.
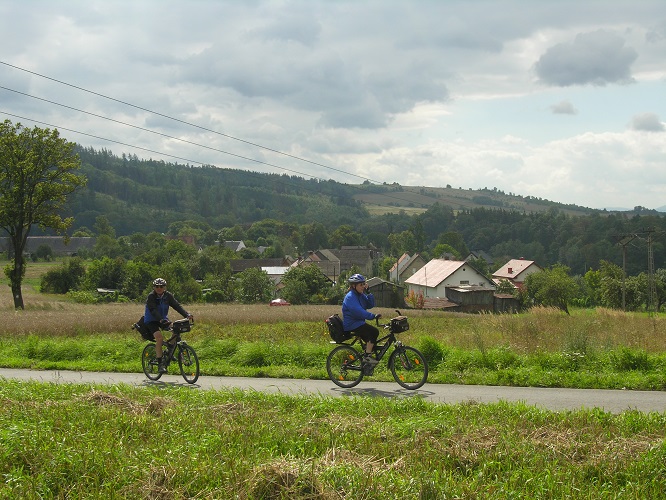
[
  {"x1": 157, "y1": 359, "x2": 167, "y2": 373},
  {"x1": 363, "y1": 355, "x2": 379, "y2": 366}
]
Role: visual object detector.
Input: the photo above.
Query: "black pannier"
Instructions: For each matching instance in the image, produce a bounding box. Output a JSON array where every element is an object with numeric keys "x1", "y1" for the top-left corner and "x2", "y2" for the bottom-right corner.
[
  {"x1": 132, "y1": 316, "x2": 154, "y2": 341},
  {"x1": 172, "y1": 319, "x2": 191, "y2": 334},
  {"x1": 390, "y1": 316, "x2": 409, "y2": 333},
  {"x1": 326, "y1": 314, "x2": 351, "y2": 343}
]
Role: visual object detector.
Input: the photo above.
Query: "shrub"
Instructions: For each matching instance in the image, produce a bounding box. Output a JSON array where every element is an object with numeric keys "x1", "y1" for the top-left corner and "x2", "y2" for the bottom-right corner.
[
  {"x1": 610, "y1": 347, "x2": 650, "y2": 372},
  {"x1": 40, "y1": 258, "x2": 86, "y2": 294},
  {"x1": 418, "y1": 337, "x2": 447, "y2": 368}
]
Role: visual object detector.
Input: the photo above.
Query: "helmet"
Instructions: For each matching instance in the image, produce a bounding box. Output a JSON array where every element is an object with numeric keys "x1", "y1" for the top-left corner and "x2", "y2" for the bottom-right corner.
[
  {"x1": 348, "y1": 273, "x2": 366, "y2": 284},
  {"x1": 152, "y1": 278, "x2": 167, "y2": 287}
]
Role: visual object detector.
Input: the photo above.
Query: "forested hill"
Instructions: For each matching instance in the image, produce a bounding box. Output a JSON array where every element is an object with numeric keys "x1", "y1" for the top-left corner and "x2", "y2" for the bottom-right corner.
[
  {"x1": 69, "y1": 146, "x2": 603, "y2": 235},
  {"x1": 68, "y1": 147, "x2": 369, "y2": 235},
  {"x1": 63, "y1": 146, "x2": 666, "y2": 276}
]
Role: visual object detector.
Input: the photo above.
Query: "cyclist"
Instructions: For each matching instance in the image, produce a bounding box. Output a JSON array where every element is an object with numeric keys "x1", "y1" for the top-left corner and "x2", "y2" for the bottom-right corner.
[
  {"x1": 342, "y1": 274, "x2": 381, "y2": 366},
  {"x1": 144, "y1": 278, "x2": 193, "y2": 373}
]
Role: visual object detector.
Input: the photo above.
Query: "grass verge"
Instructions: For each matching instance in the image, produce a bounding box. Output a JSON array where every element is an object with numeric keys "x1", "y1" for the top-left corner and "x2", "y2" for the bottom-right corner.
[{"x1": 1, "y1": 380, "x2": 665, "y2": 499}]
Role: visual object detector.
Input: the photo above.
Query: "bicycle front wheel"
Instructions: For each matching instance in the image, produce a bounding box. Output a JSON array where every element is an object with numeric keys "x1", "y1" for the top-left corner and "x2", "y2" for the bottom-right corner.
[
  {"x1": 389, "y1": 346, "x2": 428, "y2": 390},
  {"x1": 178, "y1": 344, "x2": 200, "y2": 384},
  {"x1": 142, "y1": 344, "x2": 162, "y2": 381},
  {"x1": 326, "y1": 345, "x2": 364, "y2": 388}
]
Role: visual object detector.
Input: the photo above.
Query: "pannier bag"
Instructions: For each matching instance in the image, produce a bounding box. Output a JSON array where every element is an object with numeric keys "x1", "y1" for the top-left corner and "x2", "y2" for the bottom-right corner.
[
  {"x1": 132, "y1": 316, "x2": 155, "y2": 341},
  {"x1": 172, "y1": 318, "x2": 191, "y2": 334},
  {"x1": 390, "y1": 316, "x2": 409, "y2": 333},
  {"x1": 326, "y1": 314, "x2": 351, "y2": 343}
]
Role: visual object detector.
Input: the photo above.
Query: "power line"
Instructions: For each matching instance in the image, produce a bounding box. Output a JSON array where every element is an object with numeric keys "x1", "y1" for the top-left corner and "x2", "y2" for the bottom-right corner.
[
  {"x1": 0, "y1": 110, "x2": 417, "y2": 213},
  {"x1": 0, "y1": 60, "x2": 383, "y2": 185},
  {"x1": 0, "y1": 62, "x2": 431, "y2": 209}
]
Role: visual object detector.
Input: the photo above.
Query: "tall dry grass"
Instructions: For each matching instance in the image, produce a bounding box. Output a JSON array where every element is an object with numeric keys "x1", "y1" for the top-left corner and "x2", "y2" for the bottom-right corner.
[{"x1": 2, "y1": 276, "x2": 665, "y2": 354}]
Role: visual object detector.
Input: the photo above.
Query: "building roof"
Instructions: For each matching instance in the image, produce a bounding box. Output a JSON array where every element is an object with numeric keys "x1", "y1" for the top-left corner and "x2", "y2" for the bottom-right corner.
[
  {"x1": 492, "y1": 258, "x2": 542, "y2": 280},
  {"x1": 389, "y1": 253, "x2": 411, "y2": 273},
  {"x1": 404, "y1": 259, "x2": 468, "y2": 287}
]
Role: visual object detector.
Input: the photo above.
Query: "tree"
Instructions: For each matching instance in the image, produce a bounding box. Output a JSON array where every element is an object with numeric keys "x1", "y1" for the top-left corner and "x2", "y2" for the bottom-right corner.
[
  {"x1": 235, "y1": 267, "x2": 273, "y2": 304},
  {"x1": 524, "y1": 264, "x2": 579, "y2": 314},
  {"x1": 40, "y1": 257, "x2": 86, "y2": 294},
  {"x1": 0, "y1": 120, "x2": 86, "y2": 309},
  {"x1": 281, "y1": 265, "x2": 331, "y2": 304}
]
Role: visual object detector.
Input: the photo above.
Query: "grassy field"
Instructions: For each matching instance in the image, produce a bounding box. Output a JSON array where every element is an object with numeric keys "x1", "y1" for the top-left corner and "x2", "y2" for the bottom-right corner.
[
  {"x1": 2, "y1": 380, "x2": 665, "y2": 499},
  {"x1": 2, "y1": 264, "x2": 666, "y2": 498},
  {"x1": 2, "y1": 267, "x2": 666, "y2": 389}
]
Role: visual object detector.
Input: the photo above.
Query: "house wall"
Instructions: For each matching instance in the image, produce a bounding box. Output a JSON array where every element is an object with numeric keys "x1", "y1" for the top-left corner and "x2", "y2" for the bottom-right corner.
[
  {"x1": 408, "y1": 268, "x2": 492, "y2": 298},
  {"x1": 515, "y1": 266, "x2": 542, "y2": 283}
]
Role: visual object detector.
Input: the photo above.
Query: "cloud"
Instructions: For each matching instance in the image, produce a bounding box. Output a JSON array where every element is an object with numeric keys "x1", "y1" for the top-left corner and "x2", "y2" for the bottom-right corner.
[
  {"x1": 550, "y1": 100, "x2": 578, "y2": 115},
  {"x1": 535, "y1": 30, "x2": 638, "y2": 86},
  {"x1": 629, "y1": 113, "x2": 665, "y2": 131}
]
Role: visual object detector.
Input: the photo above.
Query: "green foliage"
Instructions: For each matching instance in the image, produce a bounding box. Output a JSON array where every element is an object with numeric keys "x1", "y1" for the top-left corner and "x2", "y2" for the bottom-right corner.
[
  {"x1": 119, "y1": 260, "x2": 156, "y2": 300},
  {"x1": 32, "y1": 244, "x2": 54, "y2": 262},
  {"x1": 82, "y1": 256, "x2": 125, "y2": 290},
  {"x1": 495, "y1": 279, "x2": 516, "y2": 295},
  {"x1": 0, "y1": 119, "x2": 86, "y2": 309},
  {"x1": 417, "y1": 336, "x2": 447, "y2": 368},
  {"x1": 2, "y1": 381, "x2": 665, "y2": 498},
  {"x1": 235, "y1": 267, "x2": 273, "y2": 304},
  {"x1": 281, "y1": 265, "x2": 331, "y2": 305},
  {"x1": 524, "y1": 264, "x2": 579, "y2": 314},
  {"x1": 40, "y1": 258, "x2": 86, "y2": 294},
  {"x1": 610, "y1": 347, "x2": 650, "y2": 371}
]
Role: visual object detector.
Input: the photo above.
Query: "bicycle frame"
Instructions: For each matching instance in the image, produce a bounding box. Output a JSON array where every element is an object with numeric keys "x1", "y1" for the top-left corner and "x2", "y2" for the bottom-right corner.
[
  {"x1": 326, "y1": 312, "x2": 428, "y2": 390},
  {"x1": 142, "y1": 320, "x2": 200, "y2": 384}
]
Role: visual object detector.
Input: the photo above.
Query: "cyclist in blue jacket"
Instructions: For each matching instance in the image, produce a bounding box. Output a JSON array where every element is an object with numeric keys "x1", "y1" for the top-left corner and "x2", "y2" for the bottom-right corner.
[
  {"x1": 144, "y1": 278, "x2": 193, "y2": 373},
  {"x1": 342, "y1": 274, "x2": 381, "y2": 366}
]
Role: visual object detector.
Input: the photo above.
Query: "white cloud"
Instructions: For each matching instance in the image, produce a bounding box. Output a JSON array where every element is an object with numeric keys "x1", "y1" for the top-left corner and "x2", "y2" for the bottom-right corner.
[{"x1": 1, "y1": 0, "x2": 666, "y2": 210}]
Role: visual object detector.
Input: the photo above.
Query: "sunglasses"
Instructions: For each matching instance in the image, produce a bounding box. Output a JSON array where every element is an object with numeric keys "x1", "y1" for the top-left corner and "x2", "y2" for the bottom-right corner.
[{"x1": 154, "y1": 285, "x2": 165, "y2": 289}]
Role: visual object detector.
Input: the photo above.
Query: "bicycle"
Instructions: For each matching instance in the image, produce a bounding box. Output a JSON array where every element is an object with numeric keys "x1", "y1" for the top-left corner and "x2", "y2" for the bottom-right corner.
[
  {"x1": 326, "y1": 311, "x2": 428, "y2": 390},
  {"x1": 140, "y1": 318, "x2": 200, "y2": 384}
]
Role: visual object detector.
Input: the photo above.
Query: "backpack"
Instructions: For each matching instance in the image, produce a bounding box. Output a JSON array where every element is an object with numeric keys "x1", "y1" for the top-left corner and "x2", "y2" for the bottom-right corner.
[
  {"x1": 132, "y1": 316, "x2": 155, "y2": 341},
  {"x1": 325, "y1": 314, "x2": 351, "y2": 343}
]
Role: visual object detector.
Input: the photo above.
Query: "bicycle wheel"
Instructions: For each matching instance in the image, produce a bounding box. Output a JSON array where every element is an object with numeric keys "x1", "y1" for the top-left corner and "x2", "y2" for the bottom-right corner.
[
  {"x1": 326, "y1": 345, "x2": 364, "y2": 388},
  {"x1": 389, "y1": 346, "x2": 428, "y2": 390},
  {"x1": 142, "y1": 343, "x2": 162, "y2": 381},
  {"x1": 178, "y1": 344, "x2": 200, "y2": 384}
]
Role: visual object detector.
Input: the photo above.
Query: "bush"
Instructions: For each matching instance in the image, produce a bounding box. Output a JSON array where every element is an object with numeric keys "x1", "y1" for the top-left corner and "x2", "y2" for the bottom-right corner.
[
  {"x1": 610, "y1": 347, "x2": 651, "y2": 372},
  {"x1": 418, "y1": 337, "x2": 447, "y2": 368},
  {"x1": 40, "y1": 258, "x2": 86, "y2": 294}
]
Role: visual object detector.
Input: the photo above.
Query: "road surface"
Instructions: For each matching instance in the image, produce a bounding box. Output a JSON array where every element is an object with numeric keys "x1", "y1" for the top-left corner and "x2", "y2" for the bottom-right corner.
[{"x1": 1, "y1": 368, "x2": 665, "y2": 414}]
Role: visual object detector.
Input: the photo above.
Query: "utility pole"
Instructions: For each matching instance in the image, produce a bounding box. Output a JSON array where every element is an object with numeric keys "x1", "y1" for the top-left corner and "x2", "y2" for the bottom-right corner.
[
  {"x1": 617, "y1": 234, "x2": 637, "y2": 311},
  {"x1": 646, "y1": 228, "x2": 656, "y2": 317}
]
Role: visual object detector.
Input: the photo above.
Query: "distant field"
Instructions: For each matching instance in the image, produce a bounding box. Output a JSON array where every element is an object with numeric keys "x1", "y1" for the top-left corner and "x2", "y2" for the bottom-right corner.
[{"x1": 353, "y1": 185, "x2": 593, "y2": 216}]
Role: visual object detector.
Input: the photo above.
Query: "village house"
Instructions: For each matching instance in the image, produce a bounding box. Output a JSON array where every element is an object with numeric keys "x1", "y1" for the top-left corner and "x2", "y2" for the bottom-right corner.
[
  {"x1": 389, "y1": 253, "x2": 426, "y2": 283},
  {"x1": 492, "y1": 258, "x2": 543, "y2": 288}
]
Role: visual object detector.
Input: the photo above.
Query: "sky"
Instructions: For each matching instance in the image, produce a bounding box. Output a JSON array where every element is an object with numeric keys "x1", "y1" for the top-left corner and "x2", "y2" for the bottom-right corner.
[{"x1": 1, "y1": 0, "x2": 665, "y2": 211}]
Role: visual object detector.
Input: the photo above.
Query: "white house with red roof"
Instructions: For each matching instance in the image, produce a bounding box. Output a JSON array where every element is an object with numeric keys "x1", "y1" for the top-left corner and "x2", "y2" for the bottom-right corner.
[
  {"x1": 492, "y1": 258, "x2": 543, "y2": 287},
  {"x1": 404, "y1": 259, "x2": 495, "y2": 298}
]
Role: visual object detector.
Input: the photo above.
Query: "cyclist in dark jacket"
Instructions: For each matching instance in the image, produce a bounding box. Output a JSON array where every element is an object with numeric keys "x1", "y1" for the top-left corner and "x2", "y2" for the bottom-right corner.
[
  {"x1": 342, "y1": 274, "x2": 381, "y2": 366},
  {"x1": 145, "y1": 278, "x2": 193, "y2": 373}
]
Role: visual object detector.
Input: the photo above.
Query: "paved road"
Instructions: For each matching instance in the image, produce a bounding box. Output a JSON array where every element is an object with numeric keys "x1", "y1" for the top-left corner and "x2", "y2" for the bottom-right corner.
[{"x1": 2, "y1": 368, "x2": 665, "y2": 414}]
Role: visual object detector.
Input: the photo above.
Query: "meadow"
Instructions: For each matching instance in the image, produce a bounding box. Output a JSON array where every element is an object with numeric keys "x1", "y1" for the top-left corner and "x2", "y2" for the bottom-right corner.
[{"x1": 1, "y1": 264, "x2": 666, "y2": 497}]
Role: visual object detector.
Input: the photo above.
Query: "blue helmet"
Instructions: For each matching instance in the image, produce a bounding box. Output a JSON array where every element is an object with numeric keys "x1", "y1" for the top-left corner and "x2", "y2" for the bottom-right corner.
[{"x1": 348, "y1": 273, "x2": 366, "y2": 284}]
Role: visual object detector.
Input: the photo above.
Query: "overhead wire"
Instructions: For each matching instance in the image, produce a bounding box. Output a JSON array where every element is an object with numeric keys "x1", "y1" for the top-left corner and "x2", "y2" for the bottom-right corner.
[
  {"x1": 0, "y1": 110, "x2": 421, "y2": 213},
  {"x1": 0, "y1": 60, "x2": 386, "y2": 185},
  {"x1": 0, "y1": 61, "x2": 429, "y2": 209}
]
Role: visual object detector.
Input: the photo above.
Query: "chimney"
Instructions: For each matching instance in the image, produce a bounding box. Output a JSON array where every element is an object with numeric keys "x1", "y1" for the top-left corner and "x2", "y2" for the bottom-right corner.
[{"x1": 508, "y1": 267, "x2": 513, "y2": 274}]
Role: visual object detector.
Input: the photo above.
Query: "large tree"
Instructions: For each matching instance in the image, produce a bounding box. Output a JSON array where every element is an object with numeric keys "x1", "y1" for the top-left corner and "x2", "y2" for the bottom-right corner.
[{"x1": 0, "y1": 120, "x2": 86, "y2": 309}]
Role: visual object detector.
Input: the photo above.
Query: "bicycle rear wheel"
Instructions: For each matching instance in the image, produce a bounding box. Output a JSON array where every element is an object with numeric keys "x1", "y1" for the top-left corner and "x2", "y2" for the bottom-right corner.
[
  {"x1": 326, "y1": 345, "x2": 364, "y2": 388},
  {"x1": 389, "y1": 346, "x2": 428, "y2": 390},
  {"x1": 178, "y1": 344, "x2": 200, "y2": 384},
  {"x1": 142, "y1": 343, "x2": 162, "y2": 381}
]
